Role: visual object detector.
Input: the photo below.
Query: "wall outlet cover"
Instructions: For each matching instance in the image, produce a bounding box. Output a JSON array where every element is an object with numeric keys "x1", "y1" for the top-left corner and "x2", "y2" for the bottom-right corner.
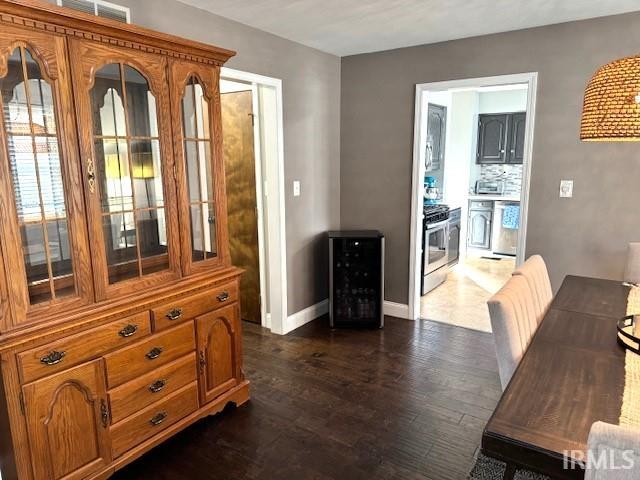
[
  {"x1": 559, "y1": 180, "x2": 573, "y2": 198},
  {"x1": 293, "y1": 180, "x2": 301, "y2": 197}
]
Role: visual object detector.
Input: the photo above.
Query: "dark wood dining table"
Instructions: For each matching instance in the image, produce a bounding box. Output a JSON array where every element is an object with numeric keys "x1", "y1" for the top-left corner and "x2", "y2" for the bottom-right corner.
[{"x1": 482, "y1": 275, "x2": 633, "y2": 479}]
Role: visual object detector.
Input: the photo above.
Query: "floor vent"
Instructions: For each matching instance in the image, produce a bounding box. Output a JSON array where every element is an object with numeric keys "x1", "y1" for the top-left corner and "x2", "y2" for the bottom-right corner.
[{"x1": 57, "y1": 0, "x2": 130, "y2": 23}]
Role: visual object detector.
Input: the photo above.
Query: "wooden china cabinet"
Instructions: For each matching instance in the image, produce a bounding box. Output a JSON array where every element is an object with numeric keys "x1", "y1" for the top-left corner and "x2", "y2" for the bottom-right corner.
[{"x1": 0, "y1": 1, "x2": 249, "y2": 479}]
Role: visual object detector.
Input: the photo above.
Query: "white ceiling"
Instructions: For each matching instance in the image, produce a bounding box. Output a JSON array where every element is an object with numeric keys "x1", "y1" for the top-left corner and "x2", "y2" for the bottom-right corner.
[{"x1": 177, "y1": 0, "x2": 640, "y2": 56}]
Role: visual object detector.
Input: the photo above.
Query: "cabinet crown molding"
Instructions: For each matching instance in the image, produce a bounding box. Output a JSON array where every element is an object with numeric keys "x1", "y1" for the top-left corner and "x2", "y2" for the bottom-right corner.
[{"x1": 0, "y1": 0, "x2": 236, "y2": 66}]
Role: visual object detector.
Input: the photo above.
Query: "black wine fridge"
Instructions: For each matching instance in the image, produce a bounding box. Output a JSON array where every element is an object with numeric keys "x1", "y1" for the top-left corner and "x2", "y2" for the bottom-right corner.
[{"x1": 328, "y1": 231, "x2": 384, "y2": 328}]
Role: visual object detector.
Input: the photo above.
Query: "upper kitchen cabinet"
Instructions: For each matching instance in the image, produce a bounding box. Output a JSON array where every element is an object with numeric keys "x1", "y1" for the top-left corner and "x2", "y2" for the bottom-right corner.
[
  {"x1": 507, "y1": 112, "x2": 526, "y2": 164},
  {"x1": 69, "y1": 39, "x2": 181, "y2": 301},
  {"x1": 476, "y1": 112, "x2": 526, "y2": 165},
  {"x1": 425, "y1": 103, "x2": 446, "y2": 172},
  {"x1": 169, "y1": 60, "x2": 230, "y2": 276},
  {"x1": 0, "y1": 25, "x2": 93, "y2": 328}
]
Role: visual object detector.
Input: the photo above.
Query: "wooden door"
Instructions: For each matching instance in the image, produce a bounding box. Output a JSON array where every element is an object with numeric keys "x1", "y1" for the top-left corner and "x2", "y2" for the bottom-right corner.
[
  {"x1": 477, "y1": 114, "x2": 508, "y2": 164},
  {"x1": 68, "y1": 39, "x2": 181, "y2": 301},
  {"x1": 468, "y1": 210, "x2": 492, "y2": 249},
  {"x1": 0, "y1": 25, "x2": 93, "y2": 329},
  {"x1": 196, "y1": 303, "x2": 241, "y2": 404},
  {"x1": 425, "y1": 103, "x2": 446, "y2": 172},
  {"x1": 22, "y1": 359, "x2": 111, "y2": 480},
  {"x1": 507, "y1": 112, "x2": 526, "y2": 164},
  {"x1": 221, "y1": 90, "x2": 261, "y2": 324},
  {"x1": 168, "y1": 59, "x2": 230, "y2": 276}
]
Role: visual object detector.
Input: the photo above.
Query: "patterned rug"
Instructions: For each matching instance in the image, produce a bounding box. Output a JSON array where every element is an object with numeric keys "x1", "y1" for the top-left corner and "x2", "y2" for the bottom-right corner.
[{"x1": 468, "y1": 452, "x2": 550, "y2": 479}]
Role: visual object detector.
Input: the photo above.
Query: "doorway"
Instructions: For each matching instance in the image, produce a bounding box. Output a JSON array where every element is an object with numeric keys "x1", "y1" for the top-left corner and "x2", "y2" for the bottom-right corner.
[
  {"x1": 408, "y1": 73, "x2": 538, "y2": 327},
  {"x1": 220, "y1": 68, "x2": 287, "y2": 334}
]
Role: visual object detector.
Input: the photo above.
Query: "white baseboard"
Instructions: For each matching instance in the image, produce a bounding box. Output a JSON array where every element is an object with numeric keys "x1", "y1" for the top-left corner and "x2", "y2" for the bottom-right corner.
[
  {"x1": 383, "y1": 301, "x2": 410, "y2": 319},
  {"x1": 284, "y1": 299, "x2": 329, "y2": 334}
]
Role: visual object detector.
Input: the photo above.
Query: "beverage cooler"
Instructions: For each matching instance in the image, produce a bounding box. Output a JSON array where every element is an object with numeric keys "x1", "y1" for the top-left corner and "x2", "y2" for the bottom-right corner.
[{"x1": 328, "y1": 231, "x2": 385, "y2": 328}]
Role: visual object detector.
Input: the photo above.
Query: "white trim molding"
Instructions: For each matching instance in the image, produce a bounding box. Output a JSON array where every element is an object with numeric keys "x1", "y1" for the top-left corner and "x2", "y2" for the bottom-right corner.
[
  {"x1": 221, "y1": 67, "x2": 288, "y2": 335},
  {"x1": 408, "y1": 72, "x2": 538, "y2": 321},
  {"x1": 285, "y1": 299, "x2": 329, "y2": 334},
  {"x1": 383, "y1": 301, "x2": 410, "y2": 320}
]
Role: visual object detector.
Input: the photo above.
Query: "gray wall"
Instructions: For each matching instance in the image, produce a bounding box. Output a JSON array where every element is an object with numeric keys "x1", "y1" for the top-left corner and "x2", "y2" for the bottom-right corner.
[
  {"x1": 52, "y1": 0, "x2": 341, "y2": 314},
  {"x1": 341, "y1": 12, "x2": 640, "y2": 304}
]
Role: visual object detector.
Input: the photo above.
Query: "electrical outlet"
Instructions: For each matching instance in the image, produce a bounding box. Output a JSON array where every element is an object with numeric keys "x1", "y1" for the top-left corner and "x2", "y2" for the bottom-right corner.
[
  {"x1": 559, "y1": 180, "x2": 573, "y2": 198},
  {"x1": 293, "y1": 180, "x2": 301, "y2": 197}
]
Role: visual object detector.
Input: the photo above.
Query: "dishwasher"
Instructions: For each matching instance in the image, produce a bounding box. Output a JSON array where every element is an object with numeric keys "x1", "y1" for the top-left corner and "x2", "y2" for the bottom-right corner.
[{"x1": 492, "y1": 201, "x2": 519, "y2": 256}]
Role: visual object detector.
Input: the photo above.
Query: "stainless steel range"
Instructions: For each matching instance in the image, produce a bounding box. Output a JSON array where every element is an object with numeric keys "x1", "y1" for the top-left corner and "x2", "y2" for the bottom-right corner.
[{"x1": 421, "y1": 205, "x2": 450, "y2": 295}]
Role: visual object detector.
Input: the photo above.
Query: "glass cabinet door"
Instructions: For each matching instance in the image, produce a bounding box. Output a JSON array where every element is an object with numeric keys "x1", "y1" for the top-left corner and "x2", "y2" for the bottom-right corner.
[
  {"x1": 0, "y1": 28, "x2": 93, "y2": 328},
  {"x1": 169, "y1": 60, "x2": 229, "y2": 275},
  {"x1": 69, "y1": 40, "x2": 180, "y2": 300}
]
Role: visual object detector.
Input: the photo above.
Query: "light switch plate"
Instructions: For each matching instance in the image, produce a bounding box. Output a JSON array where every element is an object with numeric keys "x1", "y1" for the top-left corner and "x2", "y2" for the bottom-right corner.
[
  {"x1": 559, "y1": 180, "x2": 573, "y2": 198},
  {"x1": 293, "y1": 180, "x2": 301, "y2": 197}
]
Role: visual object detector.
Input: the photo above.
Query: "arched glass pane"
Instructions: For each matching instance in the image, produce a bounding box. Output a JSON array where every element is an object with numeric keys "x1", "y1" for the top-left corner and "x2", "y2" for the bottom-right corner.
[
  {"x1": 181, "y1": 76, "x2": 216, "y2": 262},
  {"x1": 91, "y1": 63, "x2": 168, "y2": 284},
  {"x1": 0, "y1": 47, "x2": 75, "y2": 304}
]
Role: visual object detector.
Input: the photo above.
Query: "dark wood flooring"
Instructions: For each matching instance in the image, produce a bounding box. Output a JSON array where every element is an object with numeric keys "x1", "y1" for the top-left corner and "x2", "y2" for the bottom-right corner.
[{"x1": 114, "y1": 316, "x2": 502, "y2": 480}]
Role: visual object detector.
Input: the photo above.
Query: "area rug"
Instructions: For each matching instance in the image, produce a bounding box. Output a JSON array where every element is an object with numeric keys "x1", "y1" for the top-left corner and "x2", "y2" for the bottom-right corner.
[{"x1": 468, "y1": 452, "x2": 550, "y2": 479}]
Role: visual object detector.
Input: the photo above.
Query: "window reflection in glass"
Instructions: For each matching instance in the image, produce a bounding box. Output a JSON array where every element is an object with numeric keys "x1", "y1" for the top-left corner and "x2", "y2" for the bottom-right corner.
[
  {"x1": 1, "y1": 46, "x2": 75, "y2": 305},
  {"x1": 181, "y1": 76, "x2": 217, "y2": 262},
  {"x1": 91, "y1": 63, "x2": 168, "y2": 284}
]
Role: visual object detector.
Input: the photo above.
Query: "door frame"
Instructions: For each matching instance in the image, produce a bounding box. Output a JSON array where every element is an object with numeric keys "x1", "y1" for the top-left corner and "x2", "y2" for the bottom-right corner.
[
  {"x1": 408, "y1": 72, "x2": 538, "y2": 321},
  {"x1": 221, "y1": 67, "x2": 288, "y2": 334}
]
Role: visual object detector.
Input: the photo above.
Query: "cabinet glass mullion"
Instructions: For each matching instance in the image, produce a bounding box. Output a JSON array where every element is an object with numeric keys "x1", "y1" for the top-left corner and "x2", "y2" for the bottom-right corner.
[
  {"x1": 118, "y1": 63, "x2": 143, "y2": 278},
  {"x1": 20, "y1": 47, "x2": 57, "y2": 302}
]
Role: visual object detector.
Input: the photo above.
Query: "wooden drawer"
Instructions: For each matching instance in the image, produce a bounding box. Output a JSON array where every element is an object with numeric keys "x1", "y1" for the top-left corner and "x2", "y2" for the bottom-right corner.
[
  {"x1": 110, "y1": 382, "x2": 198, "y2": 458},
  {"x1": 108, "y1": 353, "x2": 197, "y2": 423},
  {"x1": 151, "y1": 281, "x2": 238, "y2": 331},
  {"x1": 18, "y1": 312, "x2": 151, "y2": 383},
  {"x1": 104, "y1": 322, "x2": 195, "y2": 388}
]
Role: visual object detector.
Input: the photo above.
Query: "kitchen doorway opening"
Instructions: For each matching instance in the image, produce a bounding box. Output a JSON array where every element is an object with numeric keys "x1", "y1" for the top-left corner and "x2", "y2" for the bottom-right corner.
[
  {"x1": 220, "y1": 68, "x2": 287, "y2": 334},
  {"x1": 408, "y1": 73, "x2": 538, "y2": 330}
]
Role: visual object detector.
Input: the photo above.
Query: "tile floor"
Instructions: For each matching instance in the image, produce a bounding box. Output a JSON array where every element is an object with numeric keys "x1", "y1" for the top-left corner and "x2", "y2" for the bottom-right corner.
[{"x1": 420, "y1": 256, "x2": 515, "y2": 332}]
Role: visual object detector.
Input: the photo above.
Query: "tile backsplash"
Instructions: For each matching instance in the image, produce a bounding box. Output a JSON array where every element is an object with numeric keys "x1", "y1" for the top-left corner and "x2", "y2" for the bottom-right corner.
[{"x1": 478, "y1": 164, "x2": 523, "y2": 195}]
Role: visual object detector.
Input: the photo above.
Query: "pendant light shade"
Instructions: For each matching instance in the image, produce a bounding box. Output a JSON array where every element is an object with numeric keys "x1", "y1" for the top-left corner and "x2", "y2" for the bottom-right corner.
[{"x1": 580, "y1": 55, "x2": 640, "y2": 141}]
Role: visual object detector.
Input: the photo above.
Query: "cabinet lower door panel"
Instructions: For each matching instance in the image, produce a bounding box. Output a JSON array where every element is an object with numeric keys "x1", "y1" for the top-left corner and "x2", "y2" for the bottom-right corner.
[
  {"x1": 22, "y1": 359, "x2": 111, "y2": 480},
  {"x1": 196, "y1": 304, "x2": 240, "y2": 404}
]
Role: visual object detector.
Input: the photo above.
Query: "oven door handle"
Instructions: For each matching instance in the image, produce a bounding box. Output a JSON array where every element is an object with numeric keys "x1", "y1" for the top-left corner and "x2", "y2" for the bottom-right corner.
[{"x1": 426, "y1": 220, "x2": 449, "y2": 230}]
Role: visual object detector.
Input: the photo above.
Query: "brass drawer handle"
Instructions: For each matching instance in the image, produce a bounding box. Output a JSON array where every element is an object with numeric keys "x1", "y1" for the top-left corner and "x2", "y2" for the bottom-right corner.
[
  {"x1": 165, "y1": 308, "x2": 183, "y2": 321},
  {"x1": 118, "y1": 324, "x2": 138, "y2": 338},
  {"x1": 217, "y1": 291, "x2": 230, "y2": 302},
  {"x1": 150, "y1": 412, "x2": 167, "y2": 426},
  {"x1": 145, "y1": 347, "x2": 163, "y2": 360},
  {"x1": 149, "y1": 379, "x2": 167, "y2": 393},
  {"x1": 40, "y1": 350, "x2": 65, "y2": 366}
]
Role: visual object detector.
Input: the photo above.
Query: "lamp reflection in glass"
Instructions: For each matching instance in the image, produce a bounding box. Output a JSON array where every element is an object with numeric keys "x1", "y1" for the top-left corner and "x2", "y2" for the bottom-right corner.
[{"x1": 581, "y1": 55, "x2": 640, "y2": 141}]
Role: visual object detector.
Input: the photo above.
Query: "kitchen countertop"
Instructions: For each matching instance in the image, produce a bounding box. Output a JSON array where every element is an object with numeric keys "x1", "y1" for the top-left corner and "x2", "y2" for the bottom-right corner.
[{"x1": 468, "y1": 195, "x2": 521, "y2": 202}]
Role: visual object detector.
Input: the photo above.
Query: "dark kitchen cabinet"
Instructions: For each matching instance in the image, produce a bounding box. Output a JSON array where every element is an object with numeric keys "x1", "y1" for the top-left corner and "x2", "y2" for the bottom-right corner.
[
  {"x1": 426, "y1": 103, "x2": 447, "y2": 172},
  {"x1": 476, "y1": 112, "x2": 526, "y2": 165},
  {"x1": 507, "y1": 112, "x2": 526, "y2": 164}
]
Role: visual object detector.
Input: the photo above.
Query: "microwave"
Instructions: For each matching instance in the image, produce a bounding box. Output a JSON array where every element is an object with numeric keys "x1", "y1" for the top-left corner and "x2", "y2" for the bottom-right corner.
[{"x1": 475, "y1": 180, "x2": 505, "y2": 195}]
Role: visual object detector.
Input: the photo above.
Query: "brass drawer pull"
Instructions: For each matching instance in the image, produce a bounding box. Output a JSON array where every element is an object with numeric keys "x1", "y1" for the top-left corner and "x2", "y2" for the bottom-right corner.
[
  {"x1": 149, "y1": 379, "x2": 167, "y2": 393},
  {"x1": 145, "y1": 347, "x2": 163, "y2": 360},
  {"x1": 217, "y1": 291, "x2": 230, "y2": 302},
  {"x1": 165, "y1": 308, "x2": 183, "y2": 321},
  {"x1": 40, "y1": 350, "x2": 65, "y2": 366},
  {"x1": 150, "y1": 412, "x2": 167, "y2": 426},
  {"x1": 118, "y1": 324, "x2": 138, "y2": 338}
]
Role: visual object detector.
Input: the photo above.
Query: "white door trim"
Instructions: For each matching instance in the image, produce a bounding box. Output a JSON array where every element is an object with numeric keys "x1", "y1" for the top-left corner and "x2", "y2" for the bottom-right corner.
[
  {"x1": 221, "y1": 67, "x2": 288, "y2": 334},
  {"x1": 408, "y1": 72, "x2": 538, "y2": 320}
]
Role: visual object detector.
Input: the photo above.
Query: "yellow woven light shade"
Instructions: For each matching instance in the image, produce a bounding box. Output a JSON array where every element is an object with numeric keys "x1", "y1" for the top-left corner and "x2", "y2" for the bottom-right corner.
[{"x1": 581, "y1": 55, "x2": 640, "y2": 141}]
